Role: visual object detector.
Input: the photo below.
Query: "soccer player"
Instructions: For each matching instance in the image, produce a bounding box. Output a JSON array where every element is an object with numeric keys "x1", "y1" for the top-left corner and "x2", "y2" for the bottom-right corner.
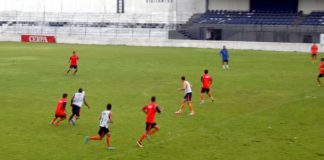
[
  {"x1": 84, "y1": 104, "x2": 114, "y2": 150},
  {"x1": 200, "y1": 69, "x2": 214, "y2": 104},
  {"x1": 50, "y1": 93, "x2": 68, "y2": 126},
  {"x1": 66, "y1": 51, "x2": 79, "y2": 75},
  {"x1": 317, "y1": 58, "x2": 324, "y2": 86},
  {"x1": 137, "y1": 96, "x2": 162, "y2": 148},
  {"x1": 311, "y1": 43, "x2": 318, "y2": 63},
  {"x1": 175, "y1": 76, "x2": 195, "y2": 115},
  {"x1": 68, "y1": 88, "x2": 90, "y2": 125},
  {"x1": 220, "y1": 45, "x2": 229, "y2": 69}
]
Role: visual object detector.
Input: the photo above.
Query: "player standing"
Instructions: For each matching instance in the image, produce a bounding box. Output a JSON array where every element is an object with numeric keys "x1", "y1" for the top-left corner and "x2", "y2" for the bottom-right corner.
[
  {"x1": 66, "y1": 51, "x2": 79, "y2": 75},
  {"x1": 84, "y1": 104, "x2": 114, "y2": 150},
  {"x1": 311, "y1": 43, "x2": 318, "y2": 63},
  {"x1": 68, "y1": 88, "x2": 90, "y2": 125},
  {"x1": 137, "y1": 96, "x2": 162, "y2": 148},
  {"x1": 200, "y1": 69, "x2": 214, "y2": 104},
  {"x1": 50, "y1": 93, "x2": 68, "y2": 125},
  {"x1": 317, "y1": 58, "x2": 324, "y2": 86},
  {"x1": 220, "y1": 45, "x2": 229, "y2": 69},
  {"x1": 175, "y1": 76, "x2": 195, "y2": 115}
]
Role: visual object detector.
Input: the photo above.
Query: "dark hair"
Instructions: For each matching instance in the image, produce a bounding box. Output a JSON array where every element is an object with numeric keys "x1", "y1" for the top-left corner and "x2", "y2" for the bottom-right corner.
[
  {"x1": 204, "y1": 69, "x2": 208, "y2": 74},
  {"x1": 78, "y1": 88, "x2": 83, "y2": 92},
  {"x1": 181, "y1": 76, "x2": 185, "y2": 80},
  {"x1": 62, "y1": 93, "x2": 68, "y2": 98},
  {"x1": 322, "y1": 58, "x2": 324, "y2": 61},
  {"x1": 73, "y1": 51, "x2": 76, "y2": 54},
  {"x1": 107, "y1": 104, "x2": 112, "y2": 110},
  {"x1": 151, "y1": 96, "x2": 156, "y2": 102}
]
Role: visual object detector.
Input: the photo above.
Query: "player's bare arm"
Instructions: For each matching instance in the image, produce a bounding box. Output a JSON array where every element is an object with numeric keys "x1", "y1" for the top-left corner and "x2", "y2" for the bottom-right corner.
[
  {"x1": 109, "y1": 112, "x2": 113, "y2": 123},
  {"x1": 83, "y1": 96, "x2": 90, "y2": 109},
  {"x1": 70, "y1": 95, "x2": 75, "y2": 106},
  {"x1": 178, "y1": 82, "x2": 186, "y2": 91},
  {"x1": 142, "y1": 107, "x2": 147, "y2": 114}
]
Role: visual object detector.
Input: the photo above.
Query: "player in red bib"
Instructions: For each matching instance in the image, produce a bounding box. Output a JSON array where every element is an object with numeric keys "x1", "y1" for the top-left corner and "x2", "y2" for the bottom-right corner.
[
  {"x1": 137, "y1": 96, "x2": 162, "y2": 148},
  {"x1": 66, "y1": 51, "x2": 79, "y2": 75},
  {"x1": 317, "y1": 58, "x2": 324, "y2": 86},
  {"x1": 311, "y1": 43, "x2": 318, "y2": 63},
  {"x1": 50, "y1": 93, "x2": 68, "y2": 125},
  {"x1": 200, "y1": 69, "x2": 215, "y2": 104}
]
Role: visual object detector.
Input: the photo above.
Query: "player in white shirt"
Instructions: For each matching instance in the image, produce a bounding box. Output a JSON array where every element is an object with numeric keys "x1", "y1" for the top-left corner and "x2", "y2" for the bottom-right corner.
[
  {"x1": 68, "y1": 88, "x2": 90, "y2": 125},
  {"x1": 84, "y1": 104, "x2": 114, "y2": 150},
  {"x1": 175, "y1": 76, "x2": 195, "y2": 115}
]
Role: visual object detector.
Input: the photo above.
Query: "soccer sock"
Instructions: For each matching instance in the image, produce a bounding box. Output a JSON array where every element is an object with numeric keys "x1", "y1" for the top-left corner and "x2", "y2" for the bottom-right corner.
[
  {"x1": 149, "y1": 128, "x2": 159, "y2": 136},
  {"x1": 222, "y1": 65, "x2": 225, "y2": 69},
  {"x1": 138, "y1": 132, "x2": 146, "y2": 143},
  {"x1": 90, "y1": 136, "x2": 101, "y2": 140},
  {"x1": 226, "y1": 65, "x2": 229, "y2": 69}
]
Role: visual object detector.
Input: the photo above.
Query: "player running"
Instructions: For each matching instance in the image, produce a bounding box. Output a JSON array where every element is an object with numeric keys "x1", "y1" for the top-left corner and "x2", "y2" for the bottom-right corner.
[
  {"x1": 175, "y1": 76, "x2": 195, "y2": 115},
  {"x1": 137, "y1": 96, "x2": 162, "y2": 148},
  {"x1": 200, "y1": 69, "x2": 215, "y2": 104},
  {"x1": 68, "y1": 88, "x2": 90, "y2": 125},
  {"x1": 66, "y1": 51, "x2": 79, "y2": 75},
  {"x1": 311, "y1": 43, "x2": 318, "y2": 63},
  {"x1": 50, "y1": 93, "x2": 68, "y2": 126},
  {"x1": 220, "y1": 45, "x2": 229, "y2": 69},
  {"x1": 317, "y1": 58, "x2": 324, "y2": 86},
  {"x1": 84, "y1": 104, "x2": 114, "y2": 150}
]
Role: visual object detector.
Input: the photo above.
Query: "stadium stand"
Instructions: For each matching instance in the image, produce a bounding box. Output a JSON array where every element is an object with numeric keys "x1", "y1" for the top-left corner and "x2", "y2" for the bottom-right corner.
[
  {"x1": 0, "y1": 11, "x2": 192, "y2": 39},
  {"x1": 195, "y1": 10, "x2": 302, "y2": 25},
  {"x1": 302, "y1": 11, "x2": 324, "y2": 25}
]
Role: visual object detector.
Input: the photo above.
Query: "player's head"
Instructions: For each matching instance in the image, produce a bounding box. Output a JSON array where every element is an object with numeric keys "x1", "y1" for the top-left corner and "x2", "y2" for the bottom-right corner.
[
  {"x1": 151, "y1": 96, "x2": 156, "y2": 102},
  {"x1": 62, "y1": 93, "x2": 68, "y2": 98},
  {"x1": 181, "y1": 76, "x2": 185, "y2": 81},
  {"x1": 78, "y1": 88, "x2": 83, "y2": 92},
  {"x1": 204, "y1": 69, "x2": 208, "y2": 74},
  {"x1": 321, "y1": 58, "x2": 324, "y2": 61},
  {"x1": 223, "y1": 45, "x2": 226, "y2": 49},
  {"x1": 106, "y1": 103, "x2": 112, "y2": 110},
  {"x1": 73, "y1": 51, "x2": 76, "y2": 54}
]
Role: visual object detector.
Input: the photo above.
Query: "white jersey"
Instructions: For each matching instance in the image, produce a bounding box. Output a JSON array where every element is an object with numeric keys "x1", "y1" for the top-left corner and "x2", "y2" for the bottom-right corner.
[
  {"x1": 72, "y1": 91, "x2": 85, "y2": 107},
  {"x1": 99, "y1": 110, "x2": 111, "y2": 128},
  {"x1": 184, "y1": 81, "x2": 192, "y2": 94}
]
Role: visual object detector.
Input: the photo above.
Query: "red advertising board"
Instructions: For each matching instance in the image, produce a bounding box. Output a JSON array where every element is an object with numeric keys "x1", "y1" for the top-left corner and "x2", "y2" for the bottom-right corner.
[{"x1": 21, "y1": 35, "x2": 56, "y2": 43}]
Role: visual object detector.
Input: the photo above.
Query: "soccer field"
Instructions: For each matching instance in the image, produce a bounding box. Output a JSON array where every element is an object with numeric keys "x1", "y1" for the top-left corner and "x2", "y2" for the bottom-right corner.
[{"x1": 0, "y1": 42, "x2": 323, "y2": 160}]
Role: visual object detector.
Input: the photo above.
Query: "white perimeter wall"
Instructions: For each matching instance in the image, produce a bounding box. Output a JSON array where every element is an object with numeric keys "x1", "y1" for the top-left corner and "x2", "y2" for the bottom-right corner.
[
  {"x1": 0, "y1": 34, "x2": 323, "y2": 53},
  {"x1": 299, "y1": 0, "x2": 324, "y2": 14},
  {"x1": 208, "y1": 0, "x2": 250, "y2": 11}
]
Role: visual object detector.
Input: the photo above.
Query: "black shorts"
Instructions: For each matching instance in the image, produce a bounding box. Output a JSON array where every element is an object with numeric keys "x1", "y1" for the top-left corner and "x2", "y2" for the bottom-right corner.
[
  {"x1": 72, "y1": 105, "x2": 81, "y2": 116},
  {"x1": 318, "y1": 74, "x2": 324, "y2": 78},
  {"x1": 146, "y1": 122, "x2": 157, "y2": 131},
  {"x1": 55, "y1": 113, "x2": 66, "y2": 118},
  {"x1": 312, "y1": 54, "x2": 317, "y2": 58},
  {"x1": 201, "y1": 88, "x2": 210, "y2": 93},
  {"x1": 223, "y1": 60, "x2": 229, "y2": 63},
  {"x1": 184, "y1": 92, "x2": 192, "y2": 102},
  {"x1": 70, "y1": 65, "x2": 78, "y2": 69},
  {"x1": 98, "y1": 127, "x2": 109, "y2": 137}
]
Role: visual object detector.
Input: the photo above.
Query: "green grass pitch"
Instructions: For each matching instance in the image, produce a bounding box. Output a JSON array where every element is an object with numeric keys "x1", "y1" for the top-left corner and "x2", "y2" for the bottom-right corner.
[{"x1": 0, "y1": 42, "x2": 323, "y2": 160}]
